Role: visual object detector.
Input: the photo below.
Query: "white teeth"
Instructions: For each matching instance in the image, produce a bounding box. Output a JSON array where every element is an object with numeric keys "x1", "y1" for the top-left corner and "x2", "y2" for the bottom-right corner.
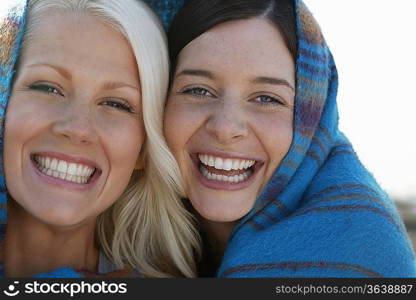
[
  {"x1": 200, "y1": 154, "x2": 207, "y2": 165},
  {"x1": 67, "y1": 163, "x2": 77, "y2": 175},
  {"x1": 198, "y1": 154, "x2": 256, "y2": 171},
  {"x1": 34, "y1": 155, "x2": 96, "y2": 184},
  {"x1": 84, "y1": 166, "x2": 94, "y2": 177},
  {"x1": 199, "y1": 165, "x2": 252, "y2": 183},
  {"x1": 232, "y1": 160, "x2": 240, "y2": 170},
  {"x1": 57, "y1": 160, "x2": 67, "y2": 173},
  {"x1": 208, "y1": 156, "x2": 215, "y2": 167},
  {"x1": 223, "y1": 159, "x2": 233, "y2": 171},
  {"x1": 214, "y1": 157, "x2": 223, "y2": 169},
  {"x1": 45, "y1": 157, "x2": 51, "y2": 169},
  {"x1": 76, "y1": 164, "x2": 82, "y2": 175},
  {"x1": 50, "y1": 158, "x2": 58, "y2": 170}
]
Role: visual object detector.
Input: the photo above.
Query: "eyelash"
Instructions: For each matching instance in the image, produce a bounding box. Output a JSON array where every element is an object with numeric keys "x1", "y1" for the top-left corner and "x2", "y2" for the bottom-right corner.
[
  {"x1": 180, "y1": 87, "x2": 215, "y2": 98},
  {"x1": 29, "y1": 83, "x2": 134, "y2": 113},
  {"x1": 180, "y1": 86, "x2": 286, "y2": 108},
  {"x1": 29, "y1": 83, "x2": 63, "y2": 96},
  {"x1": 100, "y1": 99, "x2": 134, "y2": 113},
  {"x1": 251, "y1": 95, "x2": 285, "y2": 106}
]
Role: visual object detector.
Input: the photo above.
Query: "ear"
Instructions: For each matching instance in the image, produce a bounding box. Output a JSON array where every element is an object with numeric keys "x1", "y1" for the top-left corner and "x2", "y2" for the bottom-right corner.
[{"x1": 134, "y1": 153, "x2": 145, "y2": 170}]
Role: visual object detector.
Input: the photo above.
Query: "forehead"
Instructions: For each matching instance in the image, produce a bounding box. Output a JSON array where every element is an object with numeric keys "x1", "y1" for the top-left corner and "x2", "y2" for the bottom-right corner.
[
  {"x1": 20, "y1": 12, "x2": 138, "y2": 77},
  {"x1": 177, "y1": 18, "x2": 293, "y2": 74}
]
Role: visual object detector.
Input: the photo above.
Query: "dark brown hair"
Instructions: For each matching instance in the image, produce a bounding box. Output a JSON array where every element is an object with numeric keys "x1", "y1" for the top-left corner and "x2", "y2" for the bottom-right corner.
[{"x1": 168, "y1": 0, "x2": 297, "y2": 74}]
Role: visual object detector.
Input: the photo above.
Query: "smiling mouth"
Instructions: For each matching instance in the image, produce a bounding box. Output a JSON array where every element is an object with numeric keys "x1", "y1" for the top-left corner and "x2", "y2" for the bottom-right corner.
[
  {"x1": 197, "y1": 154, "x2": 259, "y2": 184},
  {"x1": 32, "y1": 154, "x2": 98, "y2": 184}
]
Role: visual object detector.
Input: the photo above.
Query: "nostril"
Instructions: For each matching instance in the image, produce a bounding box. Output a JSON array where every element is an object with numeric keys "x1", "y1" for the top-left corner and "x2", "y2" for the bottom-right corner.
[
  {"x1": 206, "y1": 123, "x2": 248, "y2": 142},
  {"x1": 51, "y1": 109, "x2": 98, "y2": 144},
  {"x1": 205, "y1": 115, "x2": 248, "y2": 141},
  {"x1": 52, "y1": 120, "x2": 97, "y2": 144}
]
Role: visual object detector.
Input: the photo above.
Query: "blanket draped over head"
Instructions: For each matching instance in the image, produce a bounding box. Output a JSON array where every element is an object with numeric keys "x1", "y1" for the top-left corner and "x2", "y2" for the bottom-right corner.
[{"x1": 151, "y1": 0, "x2": 416, "y2": 277}]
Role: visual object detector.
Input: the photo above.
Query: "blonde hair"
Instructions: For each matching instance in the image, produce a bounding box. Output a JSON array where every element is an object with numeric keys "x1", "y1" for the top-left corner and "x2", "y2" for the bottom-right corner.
[{"x1": 24, "y1": 0, "x2": 200, "y2": 277}]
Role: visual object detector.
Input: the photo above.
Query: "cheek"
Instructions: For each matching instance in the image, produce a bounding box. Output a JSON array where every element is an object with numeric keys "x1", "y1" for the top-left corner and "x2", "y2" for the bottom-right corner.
[
  {"x1": 3, "y1": 108, "x2": 22, "y2": 185},
  {"x1": 164, "y1": 101, "x2": 200, "y2": 157},
  {"x1": 5, "y1": 98, "x2": 50, "y2": 133},
  {"x1": 257, "y1": 113, "x2": 294, "y2": 177},
  {"x1": 96, "y1": 117, "x2": 144, "y2": 206},
  {"x1": 4, "y1": 99, "x2": 50, "y2": 166},
  {"x1": 270, "y1": 125, "x2": 293, "y2": 161},
  {"x1": 101, "y1": 117, "x2": 144, "y2": 168}
]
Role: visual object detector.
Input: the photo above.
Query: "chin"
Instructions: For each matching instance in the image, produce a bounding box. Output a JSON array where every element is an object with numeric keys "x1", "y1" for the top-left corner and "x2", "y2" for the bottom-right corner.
[
  {"x1": 30, "y1": 208, "x2": 93, "y2": 229},
  {"x1": 194, "y1": 200, "x2": 251, "y2": 223}
]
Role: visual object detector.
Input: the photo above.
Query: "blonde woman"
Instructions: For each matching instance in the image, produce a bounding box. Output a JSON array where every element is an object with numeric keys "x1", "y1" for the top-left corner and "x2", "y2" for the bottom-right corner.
[{"x1": 0, "y1": 0, "x2": 198, "y2": 278}]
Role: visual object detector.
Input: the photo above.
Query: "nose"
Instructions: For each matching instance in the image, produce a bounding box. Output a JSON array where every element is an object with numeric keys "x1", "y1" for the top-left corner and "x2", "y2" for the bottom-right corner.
[
  {"x1": 205, "y1": 100, "x2": 248, "y2": 144},
  {"x1": 51, "y1": 100, "x2": 98, "y2": 145}
]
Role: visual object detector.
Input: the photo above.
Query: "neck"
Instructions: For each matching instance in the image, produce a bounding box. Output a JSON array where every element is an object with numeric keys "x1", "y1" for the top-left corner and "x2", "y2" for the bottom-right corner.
[
  {"x1": 2, "y1": 201, "x2": 99, "y2": 277},
  {"x1": 198, "y1": 217, "x2": 237, "y2": 267}
]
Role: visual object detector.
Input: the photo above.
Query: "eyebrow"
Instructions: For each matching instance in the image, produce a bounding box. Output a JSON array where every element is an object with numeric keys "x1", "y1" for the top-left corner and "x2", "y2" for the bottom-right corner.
[
  {"x1": 175, "y1": 69, "x2": 215, "y2": 80},
  {"x1": 27, "y1": 63, "x2": 140, "y2": 92},
  {"x1": 251, "y1": 76, "x2": 295, "y2": 91},
  {"x1": 101, "y1": 81, "x2": 140, "y2": 92},
  {"x1": 28, "y1": 63, "x2": 72, "y2": 80},
  {"x1": 176, "y1": 69, "x2": 295, "y2": 91}
]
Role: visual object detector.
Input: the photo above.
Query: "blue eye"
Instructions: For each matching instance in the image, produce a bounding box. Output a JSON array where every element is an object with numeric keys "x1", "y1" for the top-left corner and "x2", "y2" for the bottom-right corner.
[
  {"x1": 181, "y1": 87, "x2": 215, "y2": 98},
  {"x1": 29, "y1": 83, "x2": 63, "y2": 96},
  {"x1": 252, "y1": 95, "x2": 285, "y2": 106},
  {"x1": 101, "y1": 99, "x2": 133, "y2": 113}
]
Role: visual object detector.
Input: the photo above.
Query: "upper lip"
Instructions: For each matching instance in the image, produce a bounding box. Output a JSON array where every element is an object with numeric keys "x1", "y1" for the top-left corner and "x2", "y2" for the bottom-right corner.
[{"x1": 32, "y1": 151, "x2": 102, "y2": 171}]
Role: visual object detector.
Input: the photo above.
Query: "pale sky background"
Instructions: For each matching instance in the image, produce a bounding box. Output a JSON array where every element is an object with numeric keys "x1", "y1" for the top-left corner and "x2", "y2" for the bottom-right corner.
[
  {"x1": 1, "y1": 0, "x2": 415, "y2": 202},
  {"x1": 303, "y1": 0, "x2": 416, "y2": 202}
]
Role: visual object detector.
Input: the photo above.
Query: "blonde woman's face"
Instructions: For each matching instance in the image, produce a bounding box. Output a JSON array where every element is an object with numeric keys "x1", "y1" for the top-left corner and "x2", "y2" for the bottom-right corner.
[
  {"x1": 4, "y1": 13, "x2": 144, "y2": 227},
  {"x1": 165, "y1": 18, "x2": 295, "y2": 222}
]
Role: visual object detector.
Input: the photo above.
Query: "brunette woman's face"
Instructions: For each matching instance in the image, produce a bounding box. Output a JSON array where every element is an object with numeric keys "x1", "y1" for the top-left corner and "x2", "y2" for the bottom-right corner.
[
  {"x1": 165, "y1": 18, "x2": 295, "y2": 222},
  {"x1": 4, "y1": 13, "x2": 144, "y2": 227}
]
